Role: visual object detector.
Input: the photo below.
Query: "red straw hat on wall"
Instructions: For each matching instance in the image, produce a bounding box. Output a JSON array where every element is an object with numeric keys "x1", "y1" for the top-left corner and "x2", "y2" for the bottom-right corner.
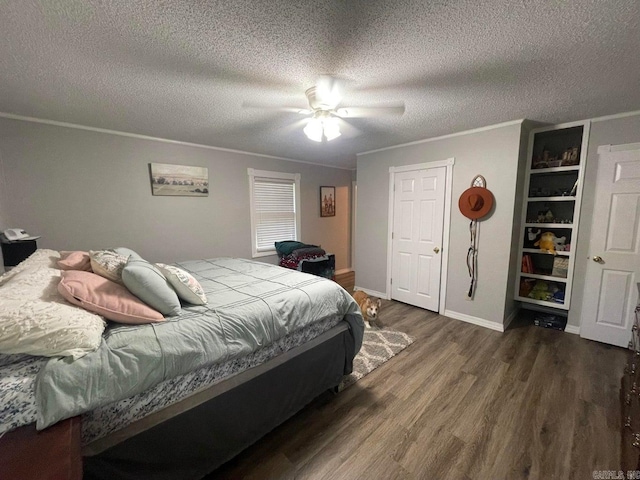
[{"x1": 458, "y1": 186, "x2": 494, "y2": 220}]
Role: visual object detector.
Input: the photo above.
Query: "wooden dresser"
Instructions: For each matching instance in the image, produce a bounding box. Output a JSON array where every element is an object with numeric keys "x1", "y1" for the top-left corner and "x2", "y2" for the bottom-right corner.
[{"x1": 622, "y1": 305, "x2": 640, "y2": 471}]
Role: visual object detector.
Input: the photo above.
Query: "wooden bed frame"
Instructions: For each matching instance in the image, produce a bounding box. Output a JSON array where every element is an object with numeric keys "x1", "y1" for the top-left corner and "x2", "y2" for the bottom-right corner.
[
  {"x1": 0, "y1": 416, "x2": 82, "y2": 480},
  {"x1": 0, "y1": 321, "x2": 357, "y2": 480}
]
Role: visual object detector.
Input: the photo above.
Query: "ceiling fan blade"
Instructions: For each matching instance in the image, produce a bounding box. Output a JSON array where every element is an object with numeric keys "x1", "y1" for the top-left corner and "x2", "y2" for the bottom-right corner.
[
  {"x1": 314, "y1": 75, "x2": 344, "y2": 109},
  {"x1": 242, "y1": 101, "x2": 310, "y2": 115},
  {"x1": 335, "y1": 104, "x2": 405, "y2": 118},
  {"x1": 279, "y1": 118, "x2": 311, "y2": 136}
]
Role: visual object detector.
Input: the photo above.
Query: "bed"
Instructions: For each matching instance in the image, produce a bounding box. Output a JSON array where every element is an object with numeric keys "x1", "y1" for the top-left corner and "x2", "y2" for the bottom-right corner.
[{"x1": 0, "y1": 249, "x2": 364, "y2": 479}]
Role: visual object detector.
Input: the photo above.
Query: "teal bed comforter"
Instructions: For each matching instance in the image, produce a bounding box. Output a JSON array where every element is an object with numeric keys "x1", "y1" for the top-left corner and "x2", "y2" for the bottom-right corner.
[{"x1": 35, "y1": 257, "x2": 364, "y2": 429}]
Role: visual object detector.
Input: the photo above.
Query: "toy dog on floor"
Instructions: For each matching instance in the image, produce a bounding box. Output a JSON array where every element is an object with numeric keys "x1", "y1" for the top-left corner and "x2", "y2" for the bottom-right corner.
[{"x1": 352, "y1": 290, "x2": 382, "y2": 328}]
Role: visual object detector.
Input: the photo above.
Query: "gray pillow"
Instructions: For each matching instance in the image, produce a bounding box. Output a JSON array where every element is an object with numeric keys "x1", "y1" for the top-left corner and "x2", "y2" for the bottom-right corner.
[{"x1": 122, "y1": 258, "x2": 181, "y2": 316}]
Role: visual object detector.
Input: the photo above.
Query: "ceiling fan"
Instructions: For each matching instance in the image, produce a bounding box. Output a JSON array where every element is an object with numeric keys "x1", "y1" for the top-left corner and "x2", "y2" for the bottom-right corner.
[{"x1": 243, "y1": 75, "x2": 405, "y2": 142}]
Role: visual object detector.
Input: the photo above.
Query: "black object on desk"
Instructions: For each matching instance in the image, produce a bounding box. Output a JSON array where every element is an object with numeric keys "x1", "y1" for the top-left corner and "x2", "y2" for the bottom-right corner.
[{"x1": 1, "y1": 237, "x2": 38, "y2": 267}]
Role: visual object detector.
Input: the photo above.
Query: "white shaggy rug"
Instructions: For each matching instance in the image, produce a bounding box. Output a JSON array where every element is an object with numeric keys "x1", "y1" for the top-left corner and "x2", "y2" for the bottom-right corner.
[{"x1": 338, "y1": 328, "x2": 414, "y2": 391}]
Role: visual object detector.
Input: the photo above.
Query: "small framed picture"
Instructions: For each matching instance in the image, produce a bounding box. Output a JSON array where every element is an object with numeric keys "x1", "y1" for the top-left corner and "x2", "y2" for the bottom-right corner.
[{"x1": 320, "y1": 186, "x2": 335, "y2": 217}]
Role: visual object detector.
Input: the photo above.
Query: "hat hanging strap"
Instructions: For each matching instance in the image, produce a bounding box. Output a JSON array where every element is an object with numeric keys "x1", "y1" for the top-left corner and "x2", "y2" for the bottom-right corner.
[
  {"x1": 471, "y1": 175, "x2": 486, "y2": 188},
  {"x1": 467, "y1": 219, "x2": 478, "y2": 298},
  {"x1": 466, "y1": 175, "x2": 485, "y2": 298}
]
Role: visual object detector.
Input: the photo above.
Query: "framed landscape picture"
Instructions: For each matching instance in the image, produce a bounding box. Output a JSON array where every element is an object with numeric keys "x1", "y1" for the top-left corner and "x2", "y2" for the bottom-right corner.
[
  {"x1": 320, "y1": 186, "x2": 335, "y2": 217},
  {"x1": 149, "y1": 163, "x2": 209, "y2": 196}
]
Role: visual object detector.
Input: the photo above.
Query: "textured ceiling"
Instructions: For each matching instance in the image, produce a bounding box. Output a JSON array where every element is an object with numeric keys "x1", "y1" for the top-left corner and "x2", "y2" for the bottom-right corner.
[{"x1": 1, "y1": 1, "x2": 638, "y2": 169}]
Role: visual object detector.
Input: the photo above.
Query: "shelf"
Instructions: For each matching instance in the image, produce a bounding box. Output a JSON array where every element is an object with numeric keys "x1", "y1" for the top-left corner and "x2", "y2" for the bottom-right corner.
[
  {"x1": 530, "y1": 165, "x2": 580, "y2": 174},
  {"x1": 519, "y1": 272, "x2": 568, "y2": 282},
  {"x1": 527, "y1": 196, "x2": 576, "y2": 202},
  {"x1": 524, "y1": 223, "x2": 573, "y2": 229},
  {"x1": 515, "y1": 295, "x2": 569, "y2": 310},
  {"x1": 515, "y1": 121, "x2": 589, "y2": 312},
  {"x1": 522, "y1": 248, "x2": 571, "y2": 257}
]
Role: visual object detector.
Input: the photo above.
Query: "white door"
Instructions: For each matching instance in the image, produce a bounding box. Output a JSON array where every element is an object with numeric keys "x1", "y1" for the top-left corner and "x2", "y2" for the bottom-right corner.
[
  {"x1": 391, "y1": 167, "x2": 446, "y2": 311},
  {"x1": 580, "y1": 143, "x2": 640, "y2": 347}
]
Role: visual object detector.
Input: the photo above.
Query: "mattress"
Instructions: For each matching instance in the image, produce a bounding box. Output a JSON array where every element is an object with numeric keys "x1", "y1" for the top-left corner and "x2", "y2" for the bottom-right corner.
[{"x1": 0, "y1": 355, "x2": 47, "y2": 435}]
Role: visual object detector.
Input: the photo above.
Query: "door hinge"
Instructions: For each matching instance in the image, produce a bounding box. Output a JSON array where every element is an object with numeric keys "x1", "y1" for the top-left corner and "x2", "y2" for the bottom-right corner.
[
  {"x1": 390, "y1": 278, "x2": 393, "y2": 285},
  {"x1": 392, "y1": 232, "x2": 394, "y2": 239}
]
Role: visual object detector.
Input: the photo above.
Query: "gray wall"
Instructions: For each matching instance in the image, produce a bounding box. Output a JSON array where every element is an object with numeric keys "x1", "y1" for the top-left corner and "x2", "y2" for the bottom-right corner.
[
  {"x1": 503, "y1": 120, "x2": 538, "y2": 323},
  {"x1": 5, "y1": 112, "x2": 636, "y2": 330},
  {"x1": 0, "y1": 145, "x2": 9, "y2": 266},
  {"x1": 355, "y1": 122, "x2": 523, "y2": 327},
  {"x1": 568, "y1": 113, "x2": 640, "y2": 328},
  {"x1": 0, "y1": 117, "x2": 352, "y2": 271}
]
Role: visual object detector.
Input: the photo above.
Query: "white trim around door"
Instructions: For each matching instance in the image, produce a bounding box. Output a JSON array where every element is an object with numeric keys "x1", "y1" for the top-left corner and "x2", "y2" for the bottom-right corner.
[
  {"x1": 351, "y1": 180, "x2": 357, "y2": 271},
  {"x1": 386, "y1": 158, "x2": 455, "y2": 313}
]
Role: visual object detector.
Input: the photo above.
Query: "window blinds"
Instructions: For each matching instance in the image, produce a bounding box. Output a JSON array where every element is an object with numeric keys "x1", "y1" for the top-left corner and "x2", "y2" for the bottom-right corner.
[{"x1": 253, "y1": 177, "x2": 297, "y2": 251}]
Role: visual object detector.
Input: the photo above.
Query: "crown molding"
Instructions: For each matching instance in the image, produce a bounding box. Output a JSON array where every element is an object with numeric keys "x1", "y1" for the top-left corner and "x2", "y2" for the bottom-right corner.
[
  {"x1": 358, "y1": 119, "x2": 525, "y2": 156},
  {"x1": 589, "y1": 109, "x2": 640, "y2": 123}
]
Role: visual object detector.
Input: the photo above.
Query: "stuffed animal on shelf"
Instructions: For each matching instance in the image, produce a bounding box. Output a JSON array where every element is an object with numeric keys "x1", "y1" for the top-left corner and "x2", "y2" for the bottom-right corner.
[
  {"x1": 528, "y1": 280, "x2": 559, "y2": 301},
  {"x1": 534, "y1": 231, "x2": 565, "y2": 254},
  {"x1": 552, "y1": 289, "x2": 565, "y2": 304},
  {"x1": 553, "y1": 235, "x2": 567, "y2": 252},
  {"x1": 527, "y1": 228, "x2": 541, "y2": 241}
]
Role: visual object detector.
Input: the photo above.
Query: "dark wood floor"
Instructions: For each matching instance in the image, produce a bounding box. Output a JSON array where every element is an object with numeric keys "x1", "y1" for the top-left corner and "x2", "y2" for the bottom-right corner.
[{"x1": 211, "y1": 297, "x2": 626, "y2": 480}]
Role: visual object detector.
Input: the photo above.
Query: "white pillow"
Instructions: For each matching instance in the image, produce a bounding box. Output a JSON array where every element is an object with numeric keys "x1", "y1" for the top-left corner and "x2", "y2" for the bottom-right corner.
[
  {"x1": 156, "y1": 263, "x2": 207, "y2": 305},
  {"x1": 89, "y1": 250, "x2": 129, "y2": 284},
  {"x1": 0, "y1": 249, "x2": 106, "y2": 359}
]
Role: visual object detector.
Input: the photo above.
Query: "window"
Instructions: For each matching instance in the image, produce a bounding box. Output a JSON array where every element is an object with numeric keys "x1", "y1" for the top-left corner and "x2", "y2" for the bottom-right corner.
[{"x1": 248, "y1": 169, "x2": 301, "y2": 257}]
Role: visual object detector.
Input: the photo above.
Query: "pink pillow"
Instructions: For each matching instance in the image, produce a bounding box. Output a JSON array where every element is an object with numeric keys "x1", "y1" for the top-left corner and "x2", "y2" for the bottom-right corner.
[
  {"x1": 58, "y1": 251, "x2": 92, "y2": 272},
  {"x1": 58, "y1": 271, "x2": 164, "y2": 324}
]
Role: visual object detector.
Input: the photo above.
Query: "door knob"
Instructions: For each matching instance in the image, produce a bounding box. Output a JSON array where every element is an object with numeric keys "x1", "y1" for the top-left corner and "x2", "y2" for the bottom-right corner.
[
  {"x1": 592, "y1": 255, "x2": 604, "y2": 263},
  {"x1": 433, "y1": 247, "x2": 440, "y2": 254}
]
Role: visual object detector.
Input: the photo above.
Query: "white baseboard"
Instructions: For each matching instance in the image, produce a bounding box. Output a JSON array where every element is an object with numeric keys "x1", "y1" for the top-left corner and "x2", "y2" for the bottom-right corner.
[
  {"x1": 443, "y1": 309, "x2": 505, "y2": 332},
  {"x1": 564, "y1": 325, "x2": 580, "y2": 335},
  {"x1": 353, "y1": 286, "x2": 388, "y2": 300},
  {"x1": 334, "y1": 268, "x2": 353, "y2": 276}
]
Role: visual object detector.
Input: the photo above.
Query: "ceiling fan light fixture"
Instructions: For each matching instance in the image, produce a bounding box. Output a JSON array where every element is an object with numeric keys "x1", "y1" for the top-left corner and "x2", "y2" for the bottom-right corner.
[
  {"x1": 303, "y1": 117, "x2": 324, "y2": 142},
  {"x1": 303, "y1": 113, "x2": 341, "y2": 142},
  {"x1": 323, "y1": 116, "x2": 341, "y2": 141}
]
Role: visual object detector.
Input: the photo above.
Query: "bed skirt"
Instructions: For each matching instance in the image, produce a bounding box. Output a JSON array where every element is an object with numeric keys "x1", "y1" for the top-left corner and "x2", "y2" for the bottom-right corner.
[{"x1": 83, "y1": 321, "x2": 356, "y2": 480}]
